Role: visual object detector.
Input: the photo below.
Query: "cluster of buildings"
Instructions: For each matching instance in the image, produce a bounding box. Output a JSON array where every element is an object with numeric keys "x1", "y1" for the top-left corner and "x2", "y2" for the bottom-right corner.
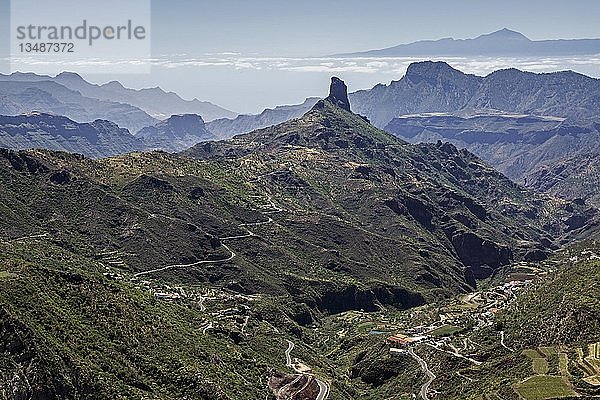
[
  {"x1": 153, "y1": 292, "x2": 183, "y2": 301},
  {"x1": 385, "y1": 273, "x2": 536, "y2": 352},
  {"x1": 386, "y1": 333, "x2": 427, "y2": 346}
]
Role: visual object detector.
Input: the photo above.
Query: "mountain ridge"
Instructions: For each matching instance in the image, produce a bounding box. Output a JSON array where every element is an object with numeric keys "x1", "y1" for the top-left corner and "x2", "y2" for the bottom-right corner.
[
  {"x1": 0, "y1": 79, "x2": 158, "y2": 133},
  {"x1": 333, "y1": 28, "x2": 600, "y2": 57},
  {"x1": 0, "y1": 71, "x2": 237, "y2": 122},
  {"x1": 206, "y1": 97, "x2": 319, "y2": 139},
  {"x1": 185, "y1": 77, "x2": 597, "y2": 280},
  {"x1": 0, "y1": 113, "x2": 145, "y2": 158},
  {"x1": 350, "y1": 61, "x2": 600, "y2": 128}
]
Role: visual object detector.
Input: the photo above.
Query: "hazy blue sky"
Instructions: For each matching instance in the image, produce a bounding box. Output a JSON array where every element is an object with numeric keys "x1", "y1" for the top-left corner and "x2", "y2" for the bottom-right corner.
[
  {"x1": 2, "y1": 0, "x2": 600, "y2": 113},
  {"x1": 150, "y1": 0, "x2": 600, "y2": 56}
]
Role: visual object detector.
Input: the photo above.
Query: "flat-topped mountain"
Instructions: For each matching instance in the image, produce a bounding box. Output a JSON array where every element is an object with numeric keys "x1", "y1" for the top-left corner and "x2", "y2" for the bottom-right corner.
[
  {"x1": 137, "y1": 114, "x2": 216, "y2": 152},
  {"x1": 335, "y1": 28, "x2": 600, "y2": 57},
  {"x1": 383, "y1": 113, "x2": 600, "y2": 183}
]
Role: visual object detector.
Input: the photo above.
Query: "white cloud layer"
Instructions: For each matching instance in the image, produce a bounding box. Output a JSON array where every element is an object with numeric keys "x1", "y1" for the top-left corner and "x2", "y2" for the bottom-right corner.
[{"x1": 9, "y1": 54, "x2": 600, "y2": 78}]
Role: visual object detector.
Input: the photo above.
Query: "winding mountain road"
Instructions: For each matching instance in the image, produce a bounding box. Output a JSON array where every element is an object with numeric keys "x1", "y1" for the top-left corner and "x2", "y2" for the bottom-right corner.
[
  {"x1": 201, "y1": 321, "x2": 213, "y2": 334},
  {"x1": 426, "y1": 343, "x2": 482, "y2": 365},
  {"x1": 133, "y1": 196, "x2": 279, "y2": 278},
  {"x1": 284, "y1": 340, "x2": 329, "y2": 400},
  {"x1": 500, "y1": 331, "x2": 514, "y2": 352},
  {"x1": 197, "y1": 294, "x2": 206, "y2": 312},
  {"x1": 241, "y1": 315, "x2": 250, "y2": 336},
  {"x1": 408, "y1": 348, "x2": 435, "y2": 400},
  {"x1": 133, "y1": 242, "x2": 236, "y2": 277},
  {"x1": 9, "y1": 233, "x2": 49, "y2": 242},
  {"x1": 285, "y1": 340, "x2": 294, "y2": 367},
  {"x1": 315, "y1": 379, "x2": 329, "y2": 400}
]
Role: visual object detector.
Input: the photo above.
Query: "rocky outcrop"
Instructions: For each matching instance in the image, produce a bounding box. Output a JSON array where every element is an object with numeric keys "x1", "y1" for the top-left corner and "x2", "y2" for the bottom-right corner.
[
  {"x1": 0, "y1": 149, "x2": 50, "y2": 174},
  {"x1": 186, "y1": 77, "x2": 597, "y2": 297},
  {"x1": 325, "y1": 77, "x2": 351, "y2": 111}
]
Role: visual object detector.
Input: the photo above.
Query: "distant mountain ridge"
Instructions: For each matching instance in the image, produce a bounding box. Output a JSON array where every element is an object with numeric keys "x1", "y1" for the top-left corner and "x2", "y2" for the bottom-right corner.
[
  {"x1": 0, "y1": 71, "x2": 237, "y2": 122},
  {"x1": 206, "y1": 62, "x2": 600, "y2": 139},
  {"x1": 137, "y1": 114, "x2": 215, "y2": 152},
  {"x1": 0, "y1": 79, "x2": 157, "y2": 133},
  {"x1": 0, "y1": 111, "x2": 218, "y2": 157},
  {"x1": 383, "y1": 113, "x2": 600, "y2": 183},
  {"x1": 348, "y1": 61, "x2": 600, "y2": 205},
  {"x1": 334, "y1": 28, "x2": 600, "y2": 57},
  {"x1": 0, "y1": 113, "x2": 144, "y2": 158},
  {"x1": 206, "y1": 97, "x2": 319, "y2": 139},
  {"x1": 349, "y1": 61, "x2": 600, "y2": 128}
]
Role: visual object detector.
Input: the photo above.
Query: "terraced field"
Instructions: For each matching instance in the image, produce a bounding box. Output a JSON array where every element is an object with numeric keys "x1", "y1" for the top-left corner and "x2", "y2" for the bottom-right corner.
[
  {"x1": 514, "y1": 375, "x2": 576, "y2": 400},
  {"x1": 514, "y1": 343, "x2": 600, "y2": 399}
]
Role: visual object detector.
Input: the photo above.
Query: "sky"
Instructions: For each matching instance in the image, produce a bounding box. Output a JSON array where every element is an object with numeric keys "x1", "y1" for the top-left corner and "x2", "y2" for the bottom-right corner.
[
  {"x1": 149, "y1": 0, "x2": 600, "y2": 56},
  {"x1": 1, "y1": 0, "x2": 600, "y2": 114}
]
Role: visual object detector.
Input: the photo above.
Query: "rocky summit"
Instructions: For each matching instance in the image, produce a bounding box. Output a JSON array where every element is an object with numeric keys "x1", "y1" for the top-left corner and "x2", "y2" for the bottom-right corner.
[{"x1": 325, "y1": 76, "x2": 351, "y2": 111}]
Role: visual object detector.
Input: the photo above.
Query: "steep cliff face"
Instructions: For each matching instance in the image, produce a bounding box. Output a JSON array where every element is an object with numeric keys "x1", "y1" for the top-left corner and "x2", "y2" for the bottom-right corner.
[
  {"x1": 350, "y1": 62, "x2": 482, "y2": 127},
  {"x1": 268, "y1": 372, "x2": 321, "y2": 400}
]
